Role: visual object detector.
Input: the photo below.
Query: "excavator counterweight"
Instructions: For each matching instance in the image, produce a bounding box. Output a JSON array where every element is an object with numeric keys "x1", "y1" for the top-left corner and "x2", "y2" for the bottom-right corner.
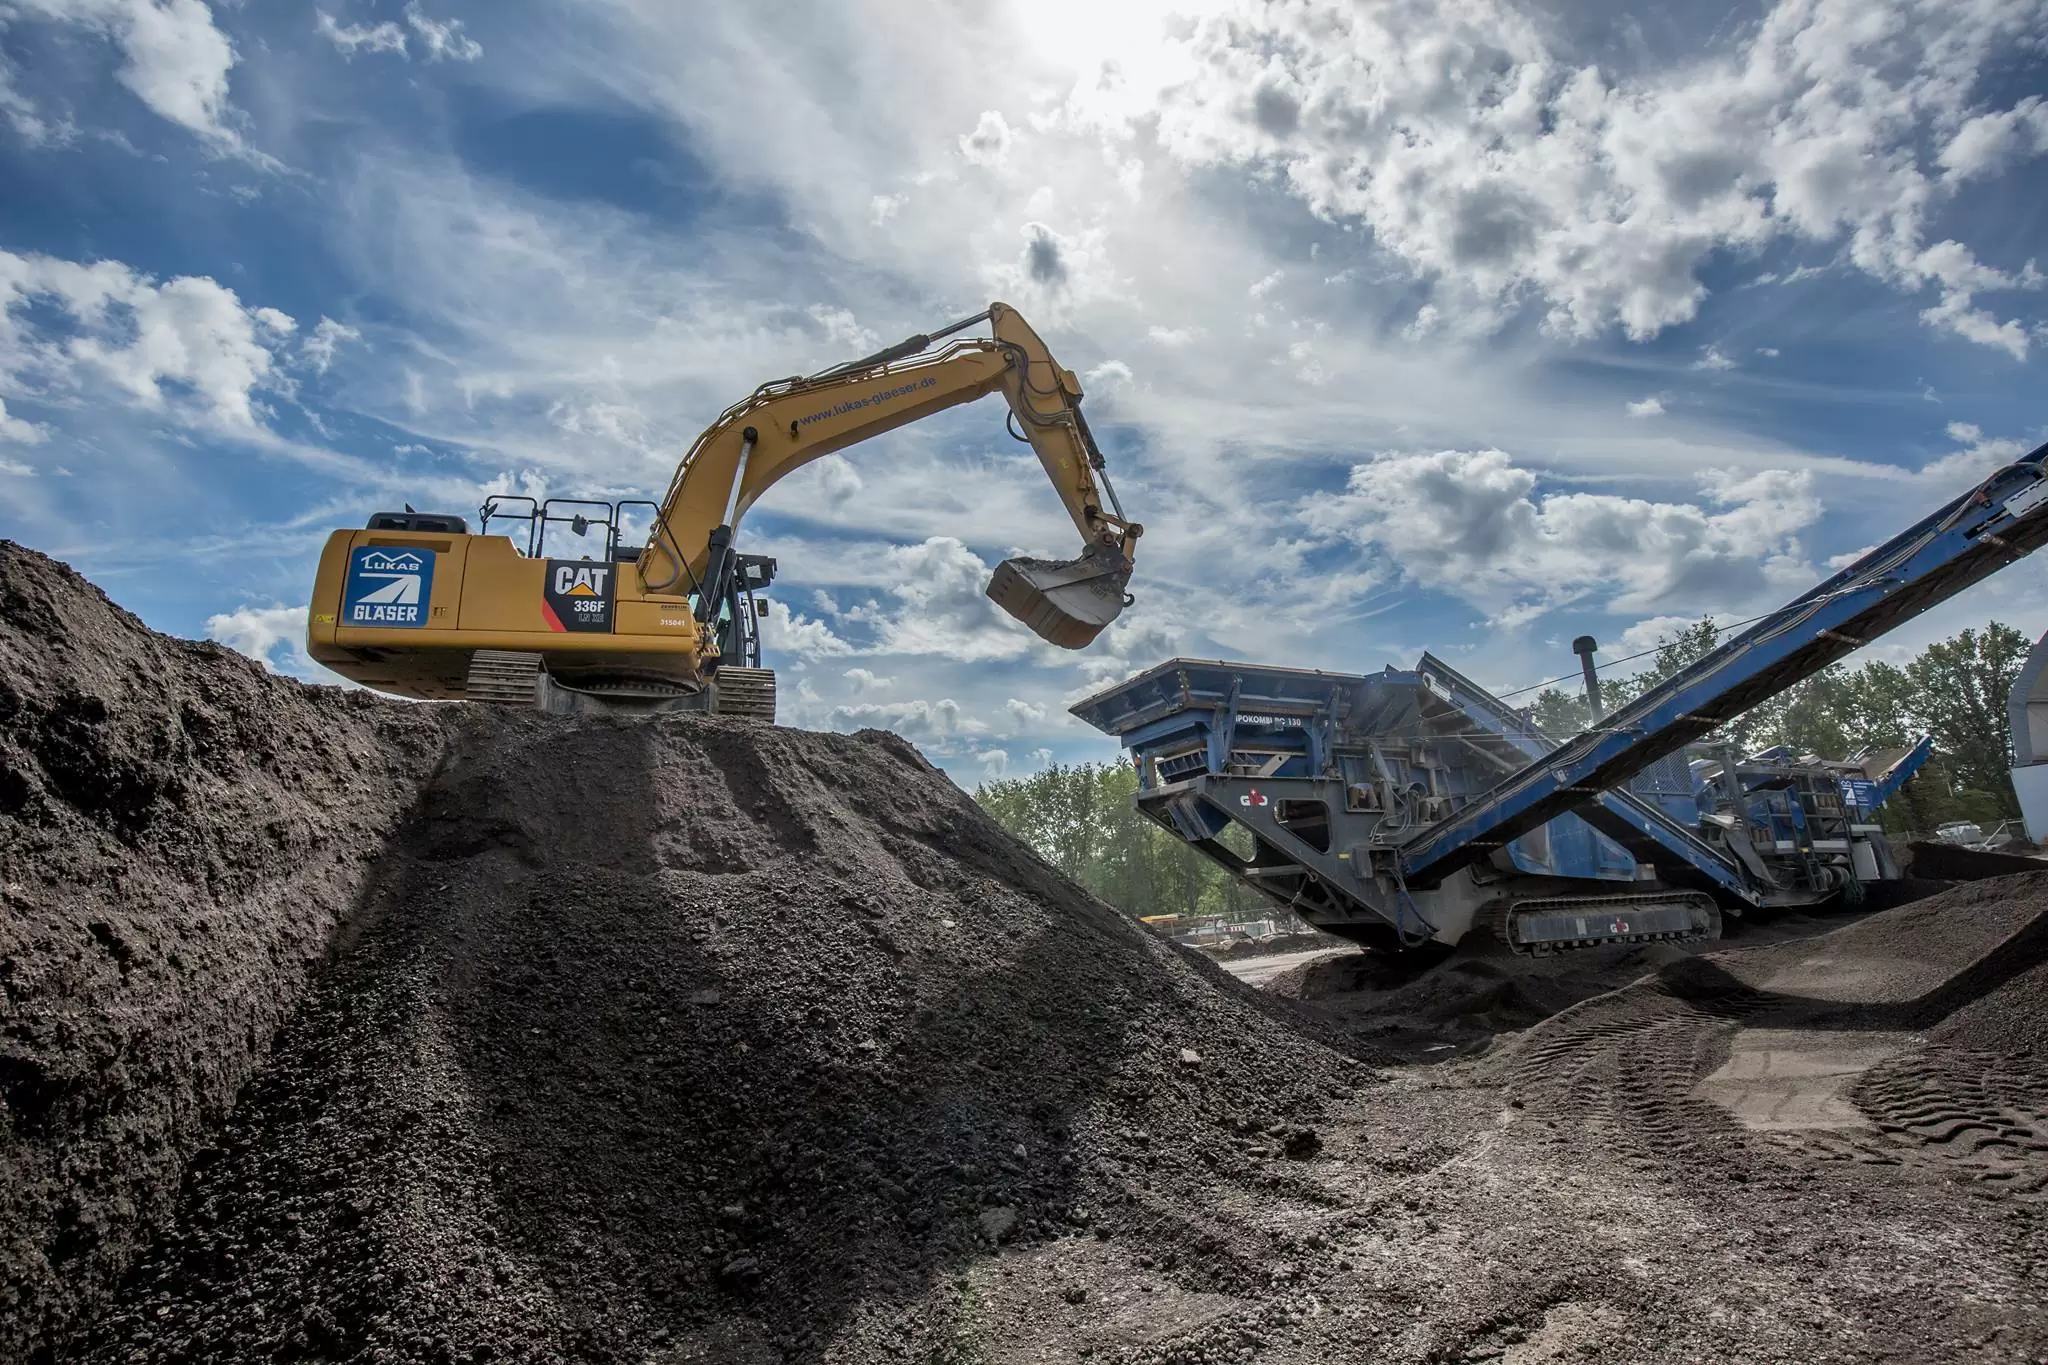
[{"x1": 306, "y1": 303, "x2": 1141, "y2": 716}]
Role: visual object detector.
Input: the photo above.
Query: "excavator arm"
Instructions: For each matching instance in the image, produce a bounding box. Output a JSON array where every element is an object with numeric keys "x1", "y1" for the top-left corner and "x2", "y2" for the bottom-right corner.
[{"x1": 635, "y1": 302, "x2": 1141, "y2": 649}]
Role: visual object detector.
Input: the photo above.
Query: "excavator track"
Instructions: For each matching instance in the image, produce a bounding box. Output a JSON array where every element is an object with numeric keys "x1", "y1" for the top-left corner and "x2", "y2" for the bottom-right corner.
[
  {"x1": 711, "y1": 667, "x2": 776, "y2": 722},
  {"x1": 465, "y1": 650, "x2": 543, "y2": 707}
]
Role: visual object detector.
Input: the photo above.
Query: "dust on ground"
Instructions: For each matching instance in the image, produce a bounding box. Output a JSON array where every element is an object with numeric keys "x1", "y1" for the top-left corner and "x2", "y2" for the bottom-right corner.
[{"x1": 5, "y1": 541, "x2": 2046, "y2": 1365}]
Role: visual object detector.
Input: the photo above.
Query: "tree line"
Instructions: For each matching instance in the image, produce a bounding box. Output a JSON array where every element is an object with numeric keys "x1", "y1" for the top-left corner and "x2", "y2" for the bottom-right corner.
[{"x1": 974, "y1": 619, "x2": 2037, "y2": 917}]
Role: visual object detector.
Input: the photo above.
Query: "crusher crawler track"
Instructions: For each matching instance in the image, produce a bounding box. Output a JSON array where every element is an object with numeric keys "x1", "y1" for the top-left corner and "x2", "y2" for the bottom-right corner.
[{"x1": 1497, "y1": 890, "x2": 1722, "y2": 955}]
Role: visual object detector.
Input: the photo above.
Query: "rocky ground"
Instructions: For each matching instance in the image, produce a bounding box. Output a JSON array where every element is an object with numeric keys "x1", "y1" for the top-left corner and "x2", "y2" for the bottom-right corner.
[{"x1": 5, "y1": 541, "x2": 2047, "y2": 1364}]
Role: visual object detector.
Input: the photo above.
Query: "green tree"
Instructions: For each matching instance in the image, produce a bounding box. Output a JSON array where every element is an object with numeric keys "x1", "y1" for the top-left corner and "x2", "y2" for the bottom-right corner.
[
  {"x1": 1529, "y1": 686, "x2": 1591, "y2": 739},
  {"x1": 1904, "y1": 622, "x2": 2030, "y2": 817},
  {"x1": 975, "y1": 760, "x2": 1245, "y2": 922}
]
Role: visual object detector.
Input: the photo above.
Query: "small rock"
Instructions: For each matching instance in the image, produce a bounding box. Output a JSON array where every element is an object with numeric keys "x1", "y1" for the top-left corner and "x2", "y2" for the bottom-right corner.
[
  {"x1": 689, "y1": 988, "x2": 723, "y2": 1006},
  {"x1": 1282, "y1": 1128, "x2": 1323, "y2": 1160},
  {"x1": 1179, "y1": 1048, "x2": 1203, "y2": 1066},
  {"x1": 978, "y1": 1206, "x2": 1019, "y2": 1242},
  {"x1": 718, "y1": 1256, "x2": 763, "y2": 1291},
  {"x1": 1061, "y1": 1285, "x2": 1088, "y2": 1304}
]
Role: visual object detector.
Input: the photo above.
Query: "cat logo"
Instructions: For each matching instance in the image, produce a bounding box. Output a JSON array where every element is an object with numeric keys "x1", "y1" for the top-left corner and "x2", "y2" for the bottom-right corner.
[
  {"x1": 553, "y1": 564, "x2": 610, "y2": 598},
  {"x1": 542, "y1": 558, "x2": 616, "y2": 633}
]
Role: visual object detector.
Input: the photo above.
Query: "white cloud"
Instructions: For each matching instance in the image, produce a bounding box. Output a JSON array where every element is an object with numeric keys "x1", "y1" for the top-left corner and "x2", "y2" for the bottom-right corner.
[
  {"x1": 1146, "y1": 325, "x2": 1202, "y2": 346},
  {"x1": 316, "y1": 4, "x2": 479, "y2": 62},
  {"x1": 0, "y1": 397, "x2": 49, "y2": 444},
  {"x1": 958, "y1": 109, "x2": 1015, "y2": 167},
  {"x1": 1916, "y1": 421, "x2": 2031, "y2": 491},
  {"x1": 206, "y1": 603, "x2": 314, "y2": 674},
  {"x1": 314, "y1": 10, "x2": 406, "y2": 57},
  {"x1": 809, "y1": 453, "x2": 864, "y2": 504},
  {"x1": 827, "y1": 696, "x2": 985, "y2": 745},
  {"x1": 1613, "y1": 614, "x2": 1704, "y2": 658},
  {"x1": 12, "y1": 0, "x2": 243, "y2": 146},
  {"x1": 0, "y1": 248, "x2": 293, "y2": 429},
  {"x1": 842, "y1": 666, "x2": 893, "y2": 693},
  {"x1": 404, "y1": 4, "x2": 481, "y2": 62},
  {"x1": 976, "y1": 748, "x2": 1010, "y2": 778},
  {"x1": 756, "y1": 604, "x2": 853, "y2": 658},
  {"x1": 846, "y1": 536, "x2": 1079, "y2": 663},
  {"x1": 0, "y1": 455, "x2": 35, "y2": 476},
  {"x1": 985, "y1": 221, "x2": 1122, "y2": 308},
  {"x1": 302, "y1": 317, "x2": 361, "y2": 374},
  {"x1": 1084, "y1": 358, "x2": 1132, "y2": 390},
  {"x1": 1939, "y1": 97, "x2": 2048, "y2": 182},
  {"x1": 1693, "y1": 347, "x2": 1737, "y2": 372},
  {"x1": 1091, "y1": 0, "x2": 2047, "y2": 352},
  {"x1": 807, "y1": 304, "x2": 879, "y2": 355},
  {"x1": 1000, "y1": 696, "x2": 1046, "y2": 732},
  {"x1": 1302, "y1": 448, "x2": 1821, "y2": 622},
  {"x1": 1920, "y1": 287, "x2": 2030, "y2": 360},
  {"x1": 1626, "y1": 396, "x2": 1665, "y2": 418}
]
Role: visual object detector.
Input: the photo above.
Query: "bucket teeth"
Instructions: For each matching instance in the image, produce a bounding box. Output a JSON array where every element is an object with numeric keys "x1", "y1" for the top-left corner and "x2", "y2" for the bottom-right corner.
[{"x1": 986, "y1": 545, "x2": 1133, "y2": 649}]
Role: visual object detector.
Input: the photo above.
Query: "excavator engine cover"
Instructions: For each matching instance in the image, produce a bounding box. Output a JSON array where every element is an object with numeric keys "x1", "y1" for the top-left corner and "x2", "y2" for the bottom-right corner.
[{"x1": 986, "y1": 543, "x2": 1133, "y2": 648}]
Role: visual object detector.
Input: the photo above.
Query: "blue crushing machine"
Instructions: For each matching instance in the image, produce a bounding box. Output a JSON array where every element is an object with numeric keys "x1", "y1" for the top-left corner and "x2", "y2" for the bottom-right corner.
[{"x1": 1072, "y1": 441, "x2": 2048, "y2": 954}]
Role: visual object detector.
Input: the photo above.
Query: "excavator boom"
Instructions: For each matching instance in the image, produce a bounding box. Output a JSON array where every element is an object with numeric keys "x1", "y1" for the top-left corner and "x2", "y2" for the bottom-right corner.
[{"x1": 635, "y1": 303, "x2": 1138, "y2": 646}]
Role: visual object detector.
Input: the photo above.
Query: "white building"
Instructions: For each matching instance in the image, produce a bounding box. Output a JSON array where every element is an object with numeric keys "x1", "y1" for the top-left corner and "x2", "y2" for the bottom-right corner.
[{"x1": 2008, "y1": 629, "x2": 2048, "y2": 842}]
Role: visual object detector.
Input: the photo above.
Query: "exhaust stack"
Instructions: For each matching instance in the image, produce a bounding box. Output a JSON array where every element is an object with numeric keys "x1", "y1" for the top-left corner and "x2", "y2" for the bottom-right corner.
[{"x1": 986, "y1": 543, "x2": 1133, "y2": 649}]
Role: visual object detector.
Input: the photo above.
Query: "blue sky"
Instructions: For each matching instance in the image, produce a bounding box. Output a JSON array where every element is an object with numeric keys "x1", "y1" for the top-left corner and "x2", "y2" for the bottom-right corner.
[{"x1": 1, "y1": 0, "x2": 2045, "y2": 784}]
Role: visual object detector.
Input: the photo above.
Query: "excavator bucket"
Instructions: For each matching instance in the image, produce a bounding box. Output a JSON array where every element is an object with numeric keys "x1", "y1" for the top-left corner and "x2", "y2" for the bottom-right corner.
[{"x1": 986, "y1": 543, "x2": 1133, "y2": 649}]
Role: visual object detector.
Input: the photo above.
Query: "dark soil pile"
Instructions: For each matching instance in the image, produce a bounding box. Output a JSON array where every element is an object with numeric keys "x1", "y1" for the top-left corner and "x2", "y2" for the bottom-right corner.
[
  {"x1": 1906, "y1": 838, "x2": 2047, "y2": 881},
  {"x1": 1932, "y1": 957, "x2": 2048, "y2": 1054},
  {"x1": 1, "y1": 543, "x2": 1368, "y2": 1364},
  {"x1": 74, "y1": 714, "x2": 1367, "y2": 1364},
  {"x1": 0, "y1": 544, "x2": 448, "y2": 1359},
  {"x1": 1263, "y1": 902, "x2": 1929, "y2": 1059}
]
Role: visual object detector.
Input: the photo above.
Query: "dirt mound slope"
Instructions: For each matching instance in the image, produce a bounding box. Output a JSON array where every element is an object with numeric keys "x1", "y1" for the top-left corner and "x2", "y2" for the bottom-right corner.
[
  {"x1": 53, "y1": 706, "x2": 1365, "y2": 1364},
  {"x1": 0, "y1": 543, "x2": 449, "y2": 1359},
  {"x1": 1490, "y1": 871, "x2": 2048, "y2": 1187},
  {"x1": 1265, "y1": 902, "x2": 1917, "y2": 1060},
  {"x1": 1907, "y1": 839, "x2": 2047, "y2": 881}
]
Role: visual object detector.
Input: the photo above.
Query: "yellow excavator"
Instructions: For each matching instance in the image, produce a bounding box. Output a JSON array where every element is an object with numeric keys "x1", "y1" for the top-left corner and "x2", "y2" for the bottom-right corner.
[{"x1": 306, "y1": 303, "x2": 1141, "y2": 720}]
